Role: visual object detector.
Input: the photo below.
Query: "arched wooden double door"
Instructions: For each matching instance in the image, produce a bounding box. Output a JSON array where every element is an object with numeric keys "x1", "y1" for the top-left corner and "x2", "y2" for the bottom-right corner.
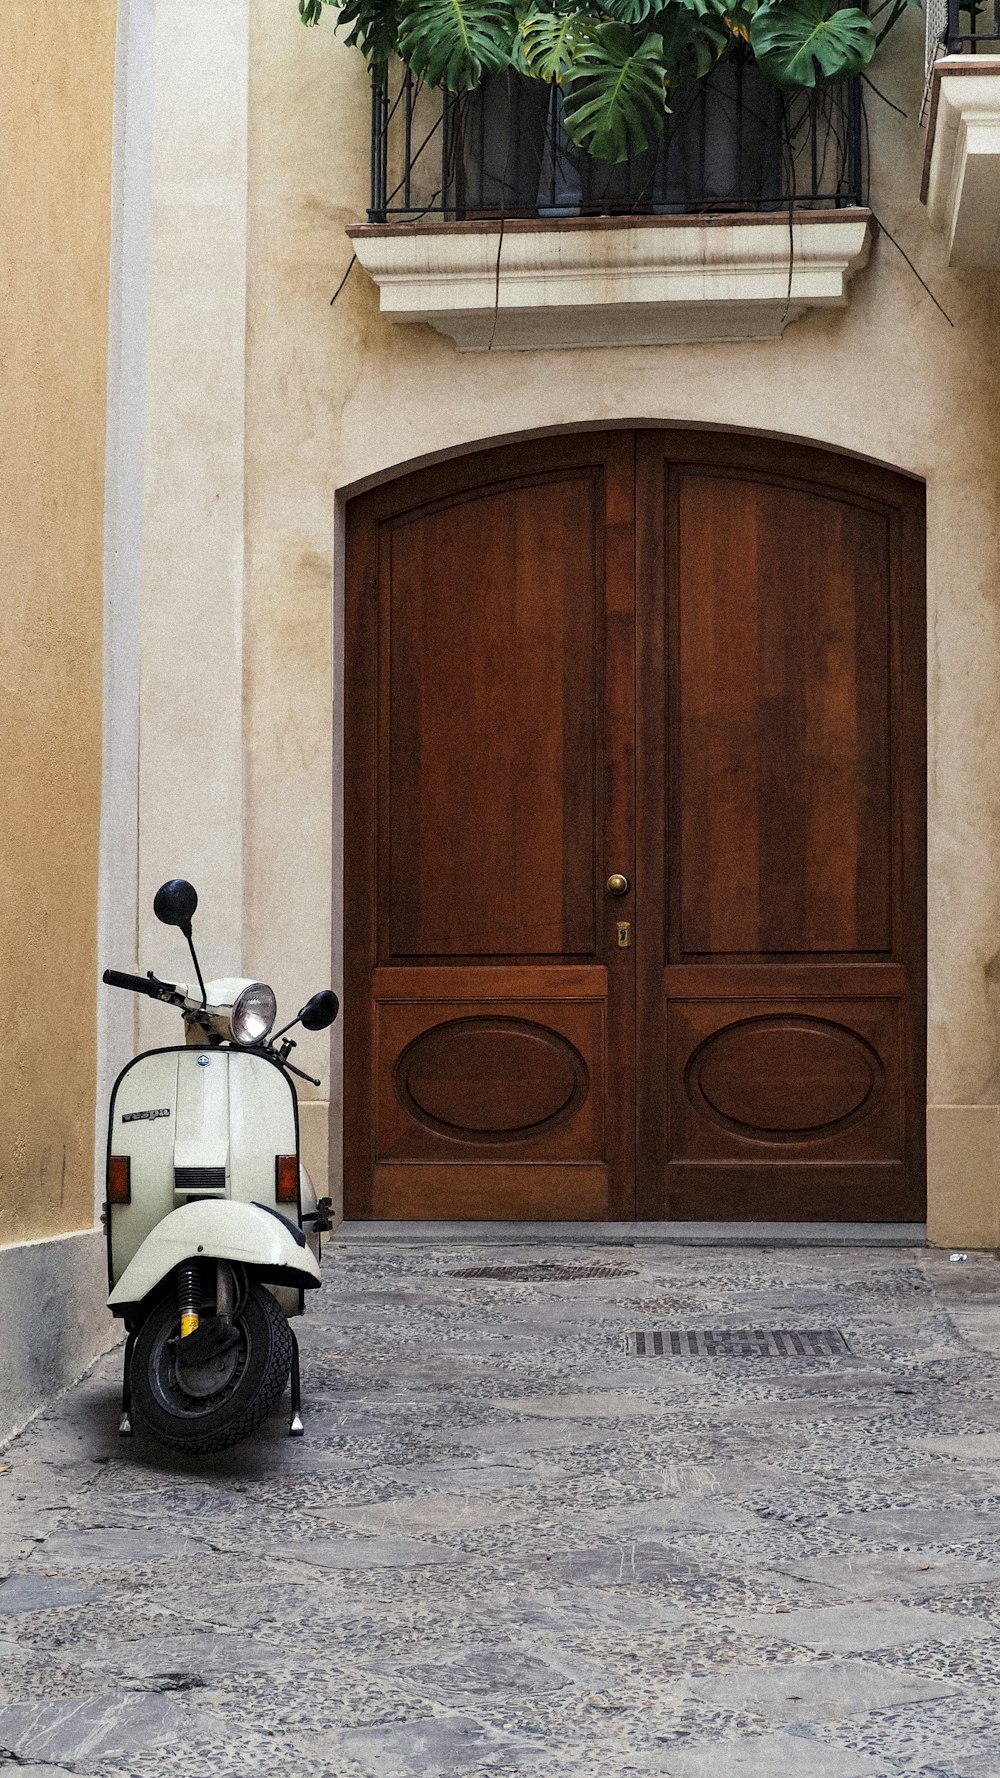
[{"x1": 344, "y1": 430, "x2": 925, "y2": 1221}]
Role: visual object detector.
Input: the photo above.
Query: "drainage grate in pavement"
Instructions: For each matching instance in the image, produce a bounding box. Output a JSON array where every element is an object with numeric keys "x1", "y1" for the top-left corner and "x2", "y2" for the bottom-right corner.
[
  {"x1": 626, "y1": 1328, "x2": 851, "y2": 1357},
  {"x1": 449, "y1": 1263, "x2": 637, "y2": 1281}
]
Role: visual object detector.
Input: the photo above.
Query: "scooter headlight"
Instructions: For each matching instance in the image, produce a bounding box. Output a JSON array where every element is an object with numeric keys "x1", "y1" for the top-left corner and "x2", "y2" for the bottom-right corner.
[{"x1": 230, "y1": 982, "x2": 277, "y2": 1046}]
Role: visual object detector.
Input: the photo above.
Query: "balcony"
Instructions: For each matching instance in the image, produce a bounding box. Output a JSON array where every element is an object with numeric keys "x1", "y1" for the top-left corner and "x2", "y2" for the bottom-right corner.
[
  {"x1": 923, "y1": 1, "x2": 1000, "y2": 263},
  {"x1": 347, "y1": 61, "x2": 872, "y2": 350}
]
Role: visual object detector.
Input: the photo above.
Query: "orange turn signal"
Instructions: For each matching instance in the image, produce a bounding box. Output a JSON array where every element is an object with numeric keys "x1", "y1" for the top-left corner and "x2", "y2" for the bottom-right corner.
[
  {"x1": 275, "y1": 1154, "x2": 299, "y2": 1206},
  {"x1": 108, "y1": 1155, "x2": 131, "y2": 1205}
]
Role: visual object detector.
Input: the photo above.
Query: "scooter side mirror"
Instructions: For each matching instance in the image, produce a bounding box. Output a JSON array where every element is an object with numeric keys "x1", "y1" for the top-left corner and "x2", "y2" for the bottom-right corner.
[
  {"x1": 153, "y1": 879, "x2": 199, "y2": 933},
  {"x1": 299, "y1": 990, "x2": 339, "y2": 1032}
]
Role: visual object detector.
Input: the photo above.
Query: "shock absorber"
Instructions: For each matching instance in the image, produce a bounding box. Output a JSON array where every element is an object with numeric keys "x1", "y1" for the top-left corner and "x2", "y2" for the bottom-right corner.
[{"x1": 177, "y1": 1261, "x2": 201, "y2": 1339}]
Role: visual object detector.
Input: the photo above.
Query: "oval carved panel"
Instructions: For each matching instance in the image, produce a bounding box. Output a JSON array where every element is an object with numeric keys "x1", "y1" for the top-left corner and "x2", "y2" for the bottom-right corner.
[
  {"x1": 686, "y1": 1015, "x2": 883, "y2": 1142},
  {"x1": 395, "y1": 1016, "x2": 589, "y2": 1144}
]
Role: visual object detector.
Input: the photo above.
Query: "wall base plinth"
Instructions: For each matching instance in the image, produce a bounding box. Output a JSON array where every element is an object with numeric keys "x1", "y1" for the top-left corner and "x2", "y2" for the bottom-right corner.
[
  {"x1": 0, "y1": 1230, "x2": 117, "y2": 1445},
  {"x1": 928, "y1": 1105, "x2": 1000, "y2": 1249}
]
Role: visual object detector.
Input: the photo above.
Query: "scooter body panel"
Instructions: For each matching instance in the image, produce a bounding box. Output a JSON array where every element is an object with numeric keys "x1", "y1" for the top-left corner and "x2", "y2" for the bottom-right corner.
[
  {"x1": 107, "y1": 1047, "x2": 314, "y2": 1303},
  {"x1": 108, "y1": 1199, "x2": 320, "y2": 1309}
]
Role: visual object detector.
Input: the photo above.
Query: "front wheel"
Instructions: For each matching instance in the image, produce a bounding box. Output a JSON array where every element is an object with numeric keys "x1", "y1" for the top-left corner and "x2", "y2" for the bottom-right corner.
[{"x1": 130, "y1": 1279, "x2": 292, "y2": 1454}]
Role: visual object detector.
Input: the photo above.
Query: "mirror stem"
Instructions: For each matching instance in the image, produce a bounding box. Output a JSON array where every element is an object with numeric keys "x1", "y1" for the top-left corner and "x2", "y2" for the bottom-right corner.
[
  {"x1": 270, "y1": 1006, "x2": 309, "y2": 1044},
  {"x1": 181, "y1": 922, "x2": 207, "y2": 1010}
]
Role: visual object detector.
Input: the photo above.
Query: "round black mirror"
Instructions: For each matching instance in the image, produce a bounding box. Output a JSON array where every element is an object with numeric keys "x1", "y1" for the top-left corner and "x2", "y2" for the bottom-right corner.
[
  {"x1": 300, "y1": 989, "x2": 338, "y2": 1032},
  {"x1": 153, "y1": 879, "x2": 199, "y2": 929}
]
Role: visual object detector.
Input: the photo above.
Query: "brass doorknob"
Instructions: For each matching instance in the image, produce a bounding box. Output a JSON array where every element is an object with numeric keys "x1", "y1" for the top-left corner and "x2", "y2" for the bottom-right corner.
[{"x1": 607, "y1": 873, "x2": 630, "y2": 897}]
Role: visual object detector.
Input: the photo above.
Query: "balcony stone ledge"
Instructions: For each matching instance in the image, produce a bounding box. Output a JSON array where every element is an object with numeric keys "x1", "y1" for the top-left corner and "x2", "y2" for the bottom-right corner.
[
  {"x1": 922, "y1": 56, "x2": 1000, "y2": 264},
  {"x1": 346, "y1": 211, "x2": 873, "y2": 352}
]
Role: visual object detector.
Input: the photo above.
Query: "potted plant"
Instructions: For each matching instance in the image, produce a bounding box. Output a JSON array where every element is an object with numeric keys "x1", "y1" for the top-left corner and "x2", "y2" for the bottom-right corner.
[{"x1": 299, "y1": 0, "x2": 913, "y2": 201}]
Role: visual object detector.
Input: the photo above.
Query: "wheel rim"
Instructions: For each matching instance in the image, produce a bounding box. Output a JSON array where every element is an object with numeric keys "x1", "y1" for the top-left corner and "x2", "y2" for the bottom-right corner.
[{"x1": 147, "y1": 1313, "x2": 254, "y2": 1421}]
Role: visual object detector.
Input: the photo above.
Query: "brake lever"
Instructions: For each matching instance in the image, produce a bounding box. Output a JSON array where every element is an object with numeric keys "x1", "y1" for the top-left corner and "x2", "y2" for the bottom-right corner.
[
  {"x1": 145, "y1": 970, "x2": 188, "y2": 1007},
  {"x1": 282, "y1": 1060, "x2": 322, "y2": 1087}
]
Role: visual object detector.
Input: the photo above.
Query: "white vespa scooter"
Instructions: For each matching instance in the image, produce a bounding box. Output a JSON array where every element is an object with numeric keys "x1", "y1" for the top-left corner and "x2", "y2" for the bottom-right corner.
[{"x1": 102, "y1": 878, "x2": 338, "y2": 1455}]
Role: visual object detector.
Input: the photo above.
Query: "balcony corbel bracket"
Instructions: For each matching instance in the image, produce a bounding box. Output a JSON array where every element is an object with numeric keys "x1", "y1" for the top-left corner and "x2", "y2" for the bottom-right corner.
[
  {"x1": 346, "y1": 212, "x2": 873, "y2": 352},
  {"x1": 923, "y1": 55, "x2": 1000, "y2": 265}
]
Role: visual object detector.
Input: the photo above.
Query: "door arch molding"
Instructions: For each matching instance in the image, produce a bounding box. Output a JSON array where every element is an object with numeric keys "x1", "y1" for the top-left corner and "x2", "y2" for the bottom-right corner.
[{"x1": 334, "y1": 418, "x2": 925, "y2": 512}]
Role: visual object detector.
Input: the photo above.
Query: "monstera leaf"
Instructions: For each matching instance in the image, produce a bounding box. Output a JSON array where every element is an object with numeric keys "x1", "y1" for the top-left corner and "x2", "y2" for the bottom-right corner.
[
  {"x1": 750, "y1": 0, "x2": 874, "y2": 85},
  {"x1": 333, "y1": 0, "x2": 401, "y2": 71},
  {"x1": 520, "y1": 8, "x2": 600, "y2": 82},
  {"x1": 562, "y1": 24, "x2": 669, "y2": 160},
  {"x1": 654, "y1": 0, "x2": 728, "y2": 79},
  {"x1": 603, "y1": 0, "x2": 662, "y2": 28},
  {"x1": 399, "y1": 0, "x2": 517, "y2": 88}
]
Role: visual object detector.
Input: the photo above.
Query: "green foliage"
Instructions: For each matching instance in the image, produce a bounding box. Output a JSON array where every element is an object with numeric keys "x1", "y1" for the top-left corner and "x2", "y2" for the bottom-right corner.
[
  {"x1": 520, "y1": 9, "x2": 600, "y2": 83},
  {"x1": 344, "y1": 0, "x2": 401, "y2": 71},
  {"x1": 560, "y1": 25, "x2": 669, "y2": 159},
  {"x1": 603, "y1": 0, "x2": 661, "y2": 28},
  {"x1": 300, "y1": 0, "x2": 400, "y2": 73},
  {"x1": 750, "y1": 0, "x2": 874, "y2": 85},
  {"x1": 657, "y1": 0, "x2": 729, "y2": 80},
  {"x1": 398, "y1": 0, "x2": 517, "y2": 86},
  {"x1": 300, "y1": 0, "x2": 904, "y2": 160}
]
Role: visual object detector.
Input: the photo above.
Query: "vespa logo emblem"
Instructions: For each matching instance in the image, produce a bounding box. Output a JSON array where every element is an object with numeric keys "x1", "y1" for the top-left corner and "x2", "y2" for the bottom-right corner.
[
  {"x1": 196, "y1": 1055, "x2": 211, "y2": 1067},
  {"x1": 122, "y1": 1107, "x2": 172, "y2": 1124}
]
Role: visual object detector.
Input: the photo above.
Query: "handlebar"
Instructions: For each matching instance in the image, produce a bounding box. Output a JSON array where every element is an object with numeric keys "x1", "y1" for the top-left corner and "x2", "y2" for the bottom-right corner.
[{"x1": 103, "y1": 968, "x2": 177, "y2": 1001}]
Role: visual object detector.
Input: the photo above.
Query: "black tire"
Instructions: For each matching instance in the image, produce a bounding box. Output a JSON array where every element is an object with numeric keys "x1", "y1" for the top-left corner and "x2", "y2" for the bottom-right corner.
[{"x1": 130, "y1": 1280, "x2": 292, "y2": 1455}]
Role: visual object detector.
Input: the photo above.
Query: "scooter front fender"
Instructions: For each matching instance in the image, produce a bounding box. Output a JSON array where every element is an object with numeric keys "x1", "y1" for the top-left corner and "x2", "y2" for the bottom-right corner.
[{"x1": 107, "y1": 1199, "x2": 321, "y2": 1312}]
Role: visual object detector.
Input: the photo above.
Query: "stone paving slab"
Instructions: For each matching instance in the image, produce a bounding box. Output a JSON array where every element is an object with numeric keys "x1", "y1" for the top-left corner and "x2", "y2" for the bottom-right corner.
[
  {"x1": 684, "y1": 1657, "x2": 958, "y2": 1719},
  {"x1": 0, "y1": 1692, "x2": 226, "y2": 1763},
  {"x1": 281, "y1": 1532, "x2": 462, "y2": 1569},
  {"x1": 326, "y1": 1714, "x2": 544, "y2": 1776},
  {"x1": 921, "y1": 1430, "x2": 1000, "y2": 1460},
  {"x1": 656, "y1": 1731, "x2": 885, "y2": 1777},
  {"x1": 2, "y1": 1240, "x2": 1000, "y2": 1775},
  {"x1": 325, "y1": 1494, "x2": 537, "y2": 1534},
  {"x1": 771, "y1": 1553, "x2": 1000, "y2": 1598},
  {"x1": 722, "y1": 1602, "x2": 995, "y2": 1649}
]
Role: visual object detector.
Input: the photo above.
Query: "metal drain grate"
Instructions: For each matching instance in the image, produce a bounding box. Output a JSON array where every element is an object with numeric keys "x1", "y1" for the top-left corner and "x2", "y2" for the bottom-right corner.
[
  {"x1": 626, "y1": 1329, "x2": 851, "y2": 1357},
  {"x1": 449, "y1": 1263, "x2": 637, "y2": 1281}
]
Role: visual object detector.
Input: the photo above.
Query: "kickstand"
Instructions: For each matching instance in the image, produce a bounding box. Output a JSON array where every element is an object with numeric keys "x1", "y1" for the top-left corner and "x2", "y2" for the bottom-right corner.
[
  {"x1": 119, "y1": 1331, "x2": 135, "y2": 1437},
  {"x1": 289, "y1": 1327, "x2": 304, "y2": 1437}
]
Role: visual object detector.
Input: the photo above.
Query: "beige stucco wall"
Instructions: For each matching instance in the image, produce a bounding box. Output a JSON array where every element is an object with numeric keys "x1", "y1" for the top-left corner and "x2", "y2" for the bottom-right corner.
[
  {"x1": 0, "y1": 0, "x2": 117, "y2": 1248},
  {"x1": 133, "y1": 1, "x2": 1000, "y2": 1242}
]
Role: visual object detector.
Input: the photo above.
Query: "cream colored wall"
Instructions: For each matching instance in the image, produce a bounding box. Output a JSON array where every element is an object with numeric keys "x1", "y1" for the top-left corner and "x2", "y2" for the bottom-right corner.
[
  {"x1": 0, "y1": 0, "x2": 117, "y2": 1246},
  {"x1": 133, "y1": 0, "x2": 248, "y2": 1044},
  {"x1": 137, "y1": 2, "x2": 1000, "y2": 1241}
]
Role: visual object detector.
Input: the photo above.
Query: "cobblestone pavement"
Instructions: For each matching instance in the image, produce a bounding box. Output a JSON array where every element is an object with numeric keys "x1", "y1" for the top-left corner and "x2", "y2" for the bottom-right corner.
[{"x1": 3, "y1": 1237, "x2": 1000, "y2": 1777}]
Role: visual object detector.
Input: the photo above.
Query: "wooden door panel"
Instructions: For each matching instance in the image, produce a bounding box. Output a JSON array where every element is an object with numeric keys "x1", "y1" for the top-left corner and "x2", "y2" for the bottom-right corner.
[
  {"x1": 372, "y1": 1163, "x2": 609, "y2": 1221},
  {"x1": 661, "y1": 1162, "x2": 909, "y2": 1223},
  {"x1": 374, "y1": 983, "x2": 606, "y2": 1162},
  {"x1": 382, "y1": 474, "x2": 598, "y2": 960},
  {"x1": 345, "y1": 434, "x2": 635, "y2": 1220},
  {"x1": 674, "y1": 475, "x2": 893, "y2": 958},
  {"x1": 667, "y1": 995, "x2": 903, "y2": 1162},
  {"x1": 636, "y1": 432, "x2": 925, "y2": 1221}
]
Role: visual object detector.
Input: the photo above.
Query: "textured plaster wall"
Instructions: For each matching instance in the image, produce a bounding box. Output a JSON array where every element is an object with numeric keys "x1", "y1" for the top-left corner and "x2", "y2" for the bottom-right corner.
[
  {"x1": 0, "y1": 0, "x2": 117, "y2": 1247},
  {"x1": 139, "y1": 2, "x2": 1000, "y2": 1240}
]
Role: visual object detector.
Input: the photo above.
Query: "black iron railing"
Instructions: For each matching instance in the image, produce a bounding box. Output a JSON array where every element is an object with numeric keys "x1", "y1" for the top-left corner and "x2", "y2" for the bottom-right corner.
[
  {"x1": 369, "y1": 58, "x2": 865, "y2": 223},
  {"x1": 945, "y1": 0, "x2": 1000, "y2": 49}
]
